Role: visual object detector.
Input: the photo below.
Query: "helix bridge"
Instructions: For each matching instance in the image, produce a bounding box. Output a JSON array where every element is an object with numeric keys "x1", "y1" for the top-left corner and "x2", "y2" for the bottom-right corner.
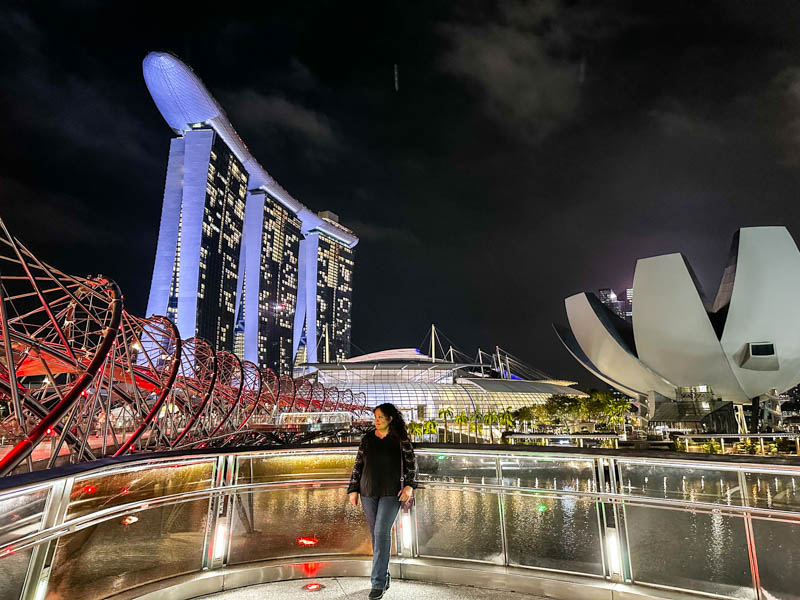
[{"x1": 0, "y1": 218, "x2": 368, "y2": 477}]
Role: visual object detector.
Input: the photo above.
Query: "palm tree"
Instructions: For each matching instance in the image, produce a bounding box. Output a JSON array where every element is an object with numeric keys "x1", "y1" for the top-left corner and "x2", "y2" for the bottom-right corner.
[
  {"x1": 472, "y1": 410, "x2": 484, "y2": 443},
  {"x1": 423, "y1": 419, "x2": 438, "y2": 441},
  {"x1": 499, "y1": 406, "x2": 515, "y2": 433},
  {"x1": 407, "y1": 421, "x2": 423, "y2": 442},
  {"x1": 454, "y1": 411, "x2": 470, "y2": 443},
  {"x1": 483, "y1": 410, "x2": 500, "y2": 444},
  {"x1": 468, "y1": 420, "x2": 483, "y2": 440},
  {"x1": 438, "y1": 407, "x2": 454, "y2": 443},
  {"x1": 602, "y1": 394, "x2": 631, "y2": 432}
]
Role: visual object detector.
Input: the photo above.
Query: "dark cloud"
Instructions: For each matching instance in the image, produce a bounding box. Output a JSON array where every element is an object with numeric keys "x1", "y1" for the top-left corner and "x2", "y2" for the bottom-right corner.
[
  {"x1": 345, "y1": 220, "x2": 422, "y2": 247},
  {"x1": 438, "y1": 1, "x2": 581, "y2": 142},
  {"x1": 0, "y1": 175, "x2": 123, "y2": 252},
  {"x1": 223, "y1": 89, "x2": 339, "y2": 147},
  {"x1": 0, "y1": 8, "x2": 157, "y2": 169}
]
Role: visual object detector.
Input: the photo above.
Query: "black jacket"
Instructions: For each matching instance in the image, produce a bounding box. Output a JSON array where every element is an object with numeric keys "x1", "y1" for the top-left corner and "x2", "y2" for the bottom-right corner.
[{"x1": 347, "y1": 431, "x2": 418, "y2": 496}]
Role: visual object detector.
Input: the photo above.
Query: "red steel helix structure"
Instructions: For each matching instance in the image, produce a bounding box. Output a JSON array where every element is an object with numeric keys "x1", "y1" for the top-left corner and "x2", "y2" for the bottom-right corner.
[{"x1": 0, "y1": 219, "x2": 369, "y2": 477}]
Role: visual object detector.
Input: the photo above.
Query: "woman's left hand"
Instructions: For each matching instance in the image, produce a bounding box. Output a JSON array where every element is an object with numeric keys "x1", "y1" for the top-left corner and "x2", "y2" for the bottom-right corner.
[{"x1": 398, "y1": 485, "x2": 413, "y2": 502}]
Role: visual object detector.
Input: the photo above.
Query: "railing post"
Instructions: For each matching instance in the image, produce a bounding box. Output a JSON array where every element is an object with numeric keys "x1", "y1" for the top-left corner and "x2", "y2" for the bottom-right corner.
[
  {"x1": 20, "y1": 477, "x2": 72, "y2": 600},
  {"x1": 204, "y1": 454, "x2": 234, "y2": 570},
  {"x1": 599, "y1": 458, "x2": 624, "y2": 582},
  {"x1": 496, "y1": 456, "x2": 509, "y2": 567},
  {"x1": 738, "y1": 470, "x2": 762, "y2": 600}
]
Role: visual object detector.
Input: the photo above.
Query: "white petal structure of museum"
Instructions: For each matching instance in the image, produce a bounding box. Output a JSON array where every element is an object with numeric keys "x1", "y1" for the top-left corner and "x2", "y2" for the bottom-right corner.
[{"x1": 555, "y1": 226, "x2": 800, "y2": 403}]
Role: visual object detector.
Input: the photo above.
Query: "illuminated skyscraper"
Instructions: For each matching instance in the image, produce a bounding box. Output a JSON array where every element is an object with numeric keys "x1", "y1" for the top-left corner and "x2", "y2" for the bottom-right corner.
[
  {"x1": 143, "y1": 51, "x2": 358, "y2": 373},
  {"x1": 147, "y1": 127, "x2": 247, "y2": 351},
  {"x1": 597, "y1": 287, "x2": 630, "y2": 321},
  {"x1": 239, "y1": 189, "x2": 303, "y2": 374},
  {"x1": 293, "y1": 213, "x2": 355, "y2": 363},
  {"x1": 625, "y1": 287, "x2": 634, "y2": 320}
]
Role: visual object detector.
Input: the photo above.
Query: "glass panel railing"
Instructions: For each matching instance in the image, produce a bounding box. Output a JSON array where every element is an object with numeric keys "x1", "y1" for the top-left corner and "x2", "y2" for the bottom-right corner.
[
  {"x1": 751, "y1": 516, "x2": 800, "y2": 600},
  {"x1": 414, "y1": 487, "x2": 503, "y2": 564},
  {"x1": 499, "y1": 456, "x2": 597, "y2": 491},
  {"x1": 227, "y1": 485, "x2": 372, "y2": 565},
  {"x1": 47, "y1": 498, "x2": 210, "y2": 600},
  {"x1": 744, "y1": 471, "x2": 800, "y2": 512},
  {"x1": 416, "y1": 453, "x2": 499, "y2": 485},
  {"x1": 0, "y1": 545, "x2": 34, "y2": 600},
  {"x1": 1, "y1": 447, "x2": 798, "y2": 600},
  {"x1": 503, "y1": 491, "x2": 604, "y2": 575},
  {"x1": 0, "y1": 487, "x2": 50, "y2": 547},
  {"x1": 0, "y1": 487, "x2": 50, "y2": 600},
  {"x1": 617, "y1": 461, "x2": 744, "y2": 505},
  {"x1": 236, "y1": 452, "x2": 355, "y2": 485},
  {"x1": 624, "y1": 504, "x2": 754, "y2": 598},
  {"x1": 66, "y1": 460, "x2": 215, "y2": 520}
]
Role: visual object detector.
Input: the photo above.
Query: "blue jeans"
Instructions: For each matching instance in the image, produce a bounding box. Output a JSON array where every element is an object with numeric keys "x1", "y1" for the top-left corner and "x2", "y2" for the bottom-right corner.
[{"x1": 361, "y1": 495, "x2": 400, "y2": 589}]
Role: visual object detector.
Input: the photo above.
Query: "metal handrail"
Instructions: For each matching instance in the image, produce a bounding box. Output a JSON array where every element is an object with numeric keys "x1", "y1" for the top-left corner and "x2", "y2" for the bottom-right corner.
[{"x1": 4, "y1": 442, "x2": 800, "y2": 495}]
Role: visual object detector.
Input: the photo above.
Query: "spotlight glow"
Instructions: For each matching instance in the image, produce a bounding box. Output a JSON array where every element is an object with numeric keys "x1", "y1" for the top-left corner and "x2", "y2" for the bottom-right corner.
[
  {"x1": 401, "y1": 512, "x2": 413, "y2": 549},
  {"x1": 213, "y1": 521, "x2": 228, "y2": 561},
  {"x1": 297, "y1": 536, "x2": 319, "y2": 546},
  {"x1": 303, "y1": 582, "x2": 324, "y2": 592},
  {"x1": 606, "y1": 529, "x2": 621, "y2": 575}
]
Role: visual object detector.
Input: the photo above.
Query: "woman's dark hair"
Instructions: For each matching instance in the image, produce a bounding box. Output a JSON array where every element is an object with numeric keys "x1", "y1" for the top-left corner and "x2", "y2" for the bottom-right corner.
[{"x1": 374, "y1": 403, "x2": 409, "y2": 441}]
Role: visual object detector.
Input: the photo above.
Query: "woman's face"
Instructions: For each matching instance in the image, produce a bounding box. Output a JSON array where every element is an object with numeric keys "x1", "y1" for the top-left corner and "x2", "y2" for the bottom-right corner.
[{"x1": 374, "y1": 408, "x2": 392, "y2": 430}]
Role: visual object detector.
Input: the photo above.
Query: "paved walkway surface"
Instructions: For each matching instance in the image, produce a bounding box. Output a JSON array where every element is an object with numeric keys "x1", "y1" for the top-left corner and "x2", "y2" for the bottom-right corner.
[{"x1": 199, "y1": 577, "x2": 547, "y2": 599}]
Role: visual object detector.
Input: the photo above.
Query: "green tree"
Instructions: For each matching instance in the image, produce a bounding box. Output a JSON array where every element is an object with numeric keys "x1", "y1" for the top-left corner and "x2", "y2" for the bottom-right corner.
[
  {"x1": 499, "y1": 406, "x2": 515, "y2": 432},
  {"x1": 454, "y1": 411, "x2": 470, "y2": 444},
  {"x1": 424, "y1": 419, "x2": 439, "y2": 439},
  {"x1": 579, "y1": 394, "x2": 604, "y2": 423},
  {"x1": 516, "y1": 406, "x2": 535, "y2": 433},
  {"x1": 601, "y1": 394, "x2": 631, "y2": 432},
  {"x1": 483, "y1": 409, "x2": 500, "y2": 443},
  {"x1": 472, "y1": 410, "x2": 484, "y2": 443},
  {"x1": 468, "y1": 420, "x2": 483, "y2": 438},
  {"x1": 438, "y1": 407, "x2": 454, "y2": 443},
  {"x1": 544, "y1": 394, "x2": 585, "y2": 429},
  {"x1": 407, "y1": 421, "x2": 423, "y2": 442},
  {"x1": 531, "y1": 404, "x2": 550, "y2": 430}
]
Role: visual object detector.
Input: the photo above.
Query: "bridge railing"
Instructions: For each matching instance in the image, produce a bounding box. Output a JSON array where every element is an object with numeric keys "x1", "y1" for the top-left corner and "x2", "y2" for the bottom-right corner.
[{"x1": 0, "y1": 446, "x2": 798, "y2": 600}]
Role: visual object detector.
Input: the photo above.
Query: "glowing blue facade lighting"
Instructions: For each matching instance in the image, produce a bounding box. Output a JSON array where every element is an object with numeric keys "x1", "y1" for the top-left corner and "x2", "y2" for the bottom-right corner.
[{"x1": 143, "y1": 52, "x2": 357, "y2": 372}]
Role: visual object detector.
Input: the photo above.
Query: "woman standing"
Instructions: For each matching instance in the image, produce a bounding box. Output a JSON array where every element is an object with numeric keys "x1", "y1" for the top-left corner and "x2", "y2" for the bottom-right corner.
[{"x1": 348, "y1": 403, "x2": 417, "y2": 599}]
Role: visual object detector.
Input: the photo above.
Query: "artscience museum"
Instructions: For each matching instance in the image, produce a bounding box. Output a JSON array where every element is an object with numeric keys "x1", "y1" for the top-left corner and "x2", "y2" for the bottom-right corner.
[{"x1": 555, "y1": 226, "x2": 800, "y2": 426}]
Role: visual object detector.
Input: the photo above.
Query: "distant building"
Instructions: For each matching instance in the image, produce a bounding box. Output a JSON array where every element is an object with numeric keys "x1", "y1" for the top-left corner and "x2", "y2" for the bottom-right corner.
[
  {"x1": 598, "y1": 287, "x2": 630, "y2": 321},
  {"x1": 625, "y1": 288, "x2": 633, "y2": 320},
  {"x1": 298, "y1": 348, "x2": 586, "y2": 422},
  {"x1": 294, "y1": 225, "x2": 354, "y2": 363}
]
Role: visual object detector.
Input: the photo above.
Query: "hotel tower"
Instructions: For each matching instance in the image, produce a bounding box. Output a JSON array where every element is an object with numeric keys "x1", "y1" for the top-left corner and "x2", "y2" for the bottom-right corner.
[{"x1": 143, "y1": 52, "x2": 357, "y2": 374}]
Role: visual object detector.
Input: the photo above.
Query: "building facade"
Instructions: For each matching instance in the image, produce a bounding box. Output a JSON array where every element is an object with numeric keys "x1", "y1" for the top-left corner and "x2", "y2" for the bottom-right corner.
[
  {"x1": 143, "y1": 51, "x2": 358, "y2": 374},
  {"x1": 297, "y1": 348, "x2": 586, "y2": 422},
  {"x1": 598, "y1": 287, "x2": 632, "y2": 322},
  {"x1": 147, "y1": 127, "x2": 248, "y2": 353},
  {"x1": 238, "y1": 189, "x2": 303, "y2": 375}
]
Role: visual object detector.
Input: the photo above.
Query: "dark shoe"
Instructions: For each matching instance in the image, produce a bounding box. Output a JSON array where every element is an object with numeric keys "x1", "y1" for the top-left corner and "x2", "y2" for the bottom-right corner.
[
  {"x1": 385, "y1": 572, "x2": 391, "y2": 590},
  {"x1": 368, "y1": 588, "x2": 385, "y2": 599}
]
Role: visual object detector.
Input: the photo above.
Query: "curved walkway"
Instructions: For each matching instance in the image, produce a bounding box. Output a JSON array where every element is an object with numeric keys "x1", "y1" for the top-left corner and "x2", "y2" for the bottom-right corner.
[{"x1": 198, "y1": 577, "x2": 547, "y2": 599}]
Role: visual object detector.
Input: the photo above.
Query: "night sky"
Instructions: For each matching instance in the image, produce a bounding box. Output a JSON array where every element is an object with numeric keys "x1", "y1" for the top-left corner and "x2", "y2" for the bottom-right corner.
[{"x1": 3, "y1": 2, "x2": 800, "y2": 388}]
